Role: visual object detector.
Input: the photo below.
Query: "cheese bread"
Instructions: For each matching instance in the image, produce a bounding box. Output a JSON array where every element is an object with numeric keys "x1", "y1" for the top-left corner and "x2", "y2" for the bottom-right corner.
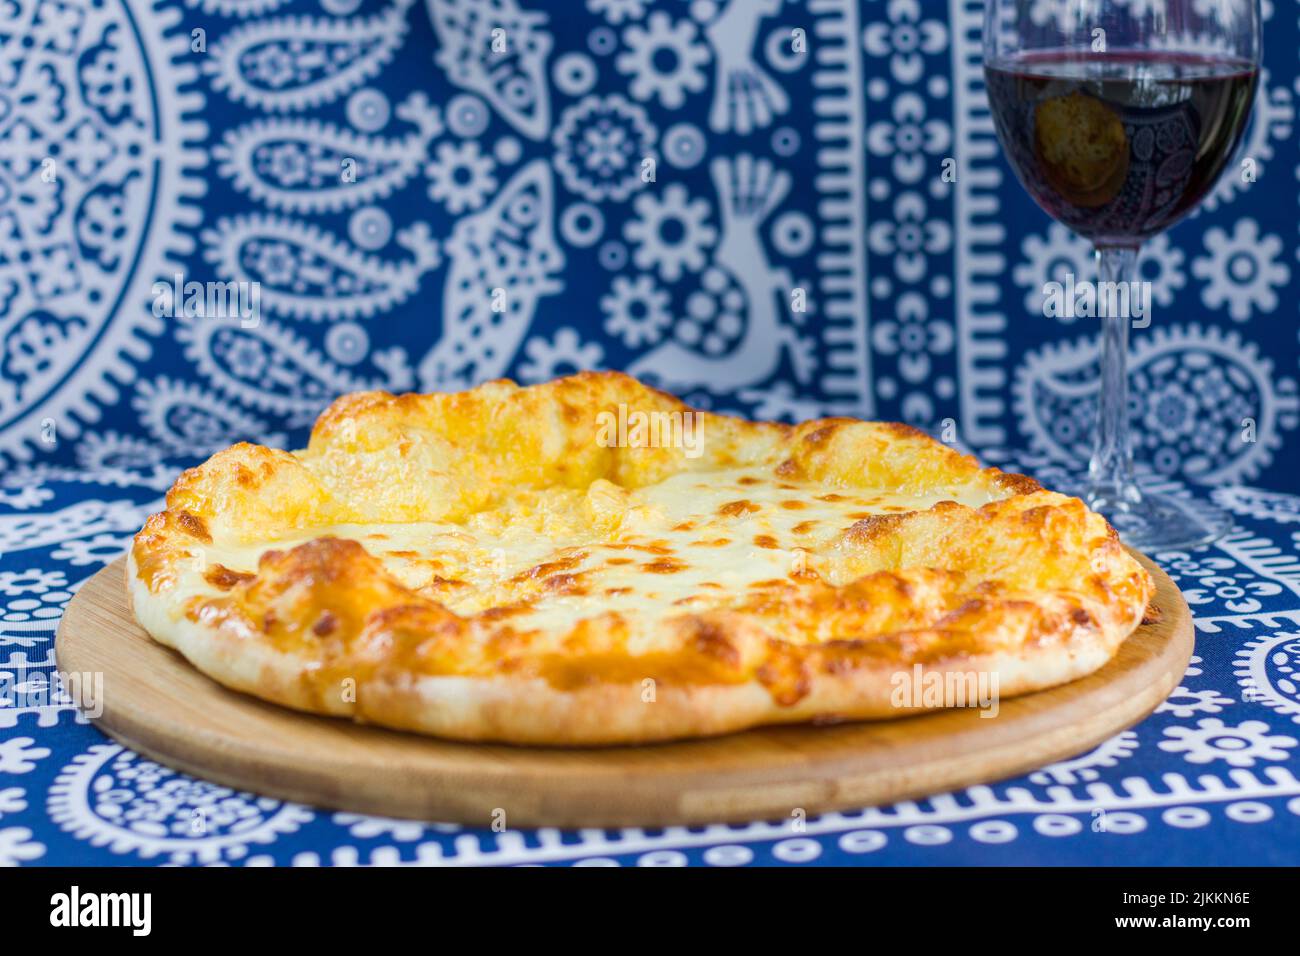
[{"x1": 129, "y1": 372, "x2": 1153, "y2": 744}]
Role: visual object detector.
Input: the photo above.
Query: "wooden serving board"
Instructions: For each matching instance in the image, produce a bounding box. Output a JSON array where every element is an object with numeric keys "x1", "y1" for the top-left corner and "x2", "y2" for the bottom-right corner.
[{"x1": 56, "y1": 553, "x2": 1192, "y2": 828}]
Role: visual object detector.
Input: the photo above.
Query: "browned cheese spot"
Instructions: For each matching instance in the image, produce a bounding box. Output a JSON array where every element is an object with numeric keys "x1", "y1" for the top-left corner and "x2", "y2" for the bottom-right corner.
[
  {"x1": 757, "y1": 653, "x2": 812, "y2": 707},
  {"x1": 203, "y1": 564, "x2": 254, "y2": 590},
  {"x1": 802, "y1": 424, "x2": 838, "y2": 447},
  {"x1": 604, "y1": 542, "x2": 672, "y2": 555},
  {"x1": 643, "y1": 558, "x2": 687, "y2": 574},
  {"x1": 544, "y1": 574, "x2": 586, "y2": 595},
  {"x1": 511, "y1": 552, "x2": 587, "y2": 582},
  {"x1": 477, "y1": 605, "x2": 530, "y2": 622},
  {"x1": 996, "y1": 471, "x2": 1044, "y2": 496},
  {"x1": 176, "y1": 511, "x2": 212, "y2": 543}
]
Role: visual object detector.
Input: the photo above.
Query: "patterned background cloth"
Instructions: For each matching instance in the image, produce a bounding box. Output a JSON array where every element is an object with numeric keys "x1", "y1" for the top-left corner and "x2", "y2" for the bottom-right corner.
[{"x1": 1, "y1": 0, "x2": 1299, "y2": 865}]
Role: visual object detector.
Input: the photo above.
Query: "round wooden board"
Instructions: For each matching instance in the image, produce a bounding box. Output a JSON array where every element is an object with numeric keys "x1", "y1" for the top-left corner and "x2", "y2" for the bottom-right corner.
[{"x1": 56, "y1": 553, "x2": 1192, "y2": 828}]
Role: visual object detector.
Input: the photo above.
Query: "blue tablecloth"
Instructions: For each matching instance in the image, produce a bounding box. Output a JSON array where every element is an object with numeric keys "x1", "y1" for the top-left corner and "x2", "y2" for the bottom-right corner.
[{"x1": 3, "y1": 456, "x2": 1299, "y2": 866}]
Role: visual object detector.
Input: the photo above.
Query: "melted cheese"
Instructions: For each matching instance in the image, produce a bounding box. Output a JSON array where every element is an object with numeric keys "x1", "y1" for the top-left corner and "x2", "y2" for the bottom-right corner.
[
  {"x1": 197, "y1": 465, "x2": 1001, "y2": 645},
  {"x1": 130, "y1": 373, "x2": 1157, "y2": 743}
]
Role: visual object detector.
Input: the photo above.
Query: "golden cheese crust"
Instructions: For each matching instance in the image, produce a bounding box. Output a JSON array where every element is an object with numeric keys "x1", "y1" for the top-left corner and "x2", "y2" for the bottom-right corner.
[{"x1": 128, "y1": 371, "x2": 1153, "y2": 745}]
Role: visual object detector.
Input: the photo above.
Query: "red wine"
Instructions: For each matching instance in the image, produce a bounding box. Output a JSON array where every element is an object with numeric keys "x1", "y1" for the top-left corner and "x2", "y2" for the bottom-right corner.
[{"x1": 984, "y1": 52, "x2": 1257, "y2": 245}]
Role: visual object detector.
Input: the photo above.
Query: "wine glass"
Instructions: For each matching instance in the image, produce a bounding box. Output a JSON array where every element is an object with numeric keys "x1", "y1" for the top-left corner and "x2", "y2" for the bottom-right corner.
[{"x1": 983, "y1": 0, "x2": 1260, "y2": 551}]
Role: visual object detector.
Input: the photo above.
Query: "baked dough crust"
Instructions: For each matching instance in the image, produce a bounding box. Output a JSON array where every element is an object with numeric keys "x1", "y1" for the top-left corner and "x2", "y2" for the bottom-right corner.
[{"x1": 129, "y1": 372, "x2": 1153, "y2": 745}]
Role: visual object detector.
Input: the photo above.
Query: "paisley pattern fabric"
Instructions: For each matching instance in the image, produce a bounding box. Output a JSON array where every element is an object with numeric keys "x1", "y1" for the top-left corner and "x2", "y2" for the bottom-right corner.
[{"x1": 1, "y1": 0, "x2": 1299, "y2": 864}]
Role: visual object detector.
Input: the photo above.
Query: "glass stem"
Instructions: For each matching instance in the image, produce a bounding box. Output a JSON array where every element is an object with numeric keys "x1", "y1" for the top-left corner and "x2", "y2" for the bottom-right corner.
[{"x1": 1086, "y1": 245, "x2": 1142, "y2": 511}]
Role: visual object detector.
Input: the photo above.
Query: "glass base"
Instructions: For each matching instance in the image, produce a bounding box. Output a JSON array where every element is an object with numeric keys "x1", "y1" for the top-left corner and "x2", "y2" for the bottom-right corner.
[{"x1": 1078, "y1": 483, "x2": 1232, "y2": 553}]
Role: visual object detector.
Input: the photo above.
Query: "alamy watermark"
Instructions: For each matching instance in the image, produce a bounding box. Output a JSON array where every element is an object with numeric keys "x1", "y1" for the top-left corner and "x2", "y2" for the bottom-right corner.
[
  {"x1": 1042, "y1": 273, "x2": 1151, "y2": 328},
  {"x1": 890, "y1": 664, "x2": 1000, "y2": 718},
  {"x1": 50, "y1": 886, "x2": 151, "y2": 936},
  {"x1": 0, "y1": 667, "x2": 103, "y2": 719},
  {"x1": 595, "y1": 403, "x2": 705, "y2": 458},
  {"x1": 152, "y1": 274, "x2": 261, "y2": 328}
]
